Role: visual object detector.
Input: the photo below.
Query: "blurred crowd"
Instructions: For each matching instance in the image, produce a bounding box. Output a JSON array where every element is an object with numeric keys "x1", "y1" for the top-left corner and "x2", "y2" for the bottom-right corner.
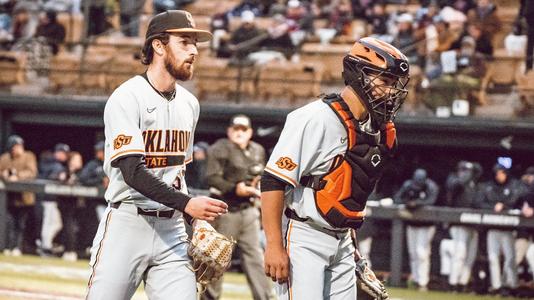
[{"x1": 0, "y1": 0, "x2": 532, "y2": 114}]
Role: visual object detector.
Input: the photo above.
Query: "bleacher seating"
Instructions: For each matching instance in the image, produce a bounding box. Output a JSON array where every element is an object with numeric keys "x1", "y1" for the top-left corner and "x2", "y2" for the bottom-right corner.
[{"x1": 0, "y1": 51, "x2": 27, "y2": 86}]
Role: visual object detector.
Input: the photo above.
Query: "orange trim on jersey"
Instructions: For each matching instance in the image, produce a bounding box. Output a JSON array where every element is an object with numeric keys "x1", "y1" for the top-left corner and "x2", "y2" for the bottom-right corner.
[
  {"x1": 285, "y1": 220, "x2": 294, "y2": 300},
  {"x1": 331, "y1": 102, "x2": 356, "y2": 148},
  {"x1": 87, "y1": 210, "x2": 113, "y2": 292},
  {"x1": 264, "y1": 166, "x2": 297, "y2": 187},
  {"x1": 110, "y1": 149, "x2": 145, "y2": 161}
]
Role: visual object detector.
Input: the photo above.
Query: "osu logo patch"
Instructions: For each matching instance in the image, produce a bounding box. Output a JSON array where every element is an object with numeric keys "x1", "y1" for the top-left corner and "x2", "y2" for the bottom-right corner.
[
  {"x1": 114, "y1": 134, "x2": 132, "y2": 150},
  {"x1": 275, "y1": 157, "x2": 297, "y2": 171}
]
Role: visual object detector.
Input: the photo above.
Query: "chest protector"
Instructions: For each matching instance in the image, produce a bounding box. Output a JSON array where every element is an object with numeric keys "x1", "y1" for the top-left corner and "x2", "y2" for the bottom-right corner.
[{"x1": 300, "y1": 94, "x2": 397, "y2": 229}]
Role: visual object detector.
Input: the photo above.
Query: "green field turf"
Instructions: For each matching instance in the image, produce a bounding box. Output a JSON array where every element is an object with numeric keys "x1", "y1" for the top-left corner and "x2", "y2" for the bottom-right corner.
[{"x1": 0, "y1": 254, "x2": 525, "y2": 299}]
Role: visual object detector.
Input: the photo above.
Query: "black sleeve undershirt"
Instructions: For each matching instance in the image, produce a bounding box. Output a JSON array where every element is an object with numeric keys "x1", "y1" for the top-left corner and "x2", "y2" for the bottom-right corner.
[
  {"x1": 261, "y1": 171, "x2": 288, "y2": 192},
  {"x1": 115, "y1": 155, "x2": 192, "y2": 212}
]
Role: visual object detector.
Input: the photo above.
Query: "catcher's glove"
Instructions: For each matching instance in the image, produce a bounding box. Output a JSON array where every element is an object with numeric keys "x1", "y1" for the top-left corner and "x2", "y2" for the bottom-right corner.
[
  {"x1": 355, "y1": 258, "x2": 389, "y2": 300},
  {"x1": 188, "y1": 220, "x2": 235, "y2": 286}
]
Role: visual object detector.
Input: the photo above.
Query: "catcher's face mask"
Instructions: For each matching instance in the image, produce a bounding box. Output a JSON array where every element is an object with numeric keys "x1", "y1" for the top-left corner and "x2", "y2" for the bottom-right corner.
[{"x1": 342, "y1": 37, "x2": 410, "y2": 128}]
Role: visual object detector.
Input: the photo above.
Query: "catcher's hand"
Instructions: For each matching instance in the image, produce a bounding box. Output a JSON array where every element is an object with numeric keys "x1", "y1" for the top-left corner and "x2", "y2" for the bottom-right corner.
[
  {"x1": 188, "y1": 220, "x2": 235, "y2": 286},
  {"x1": 355, "y1": 258, "x2": 389, "y2": 300}
]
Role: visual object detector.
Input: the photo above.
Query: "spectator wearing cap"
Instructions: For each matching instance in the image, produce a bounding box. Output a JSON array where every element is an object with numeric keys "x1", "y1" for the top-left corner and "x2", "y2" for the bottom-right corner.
[
  {"x1": 515, "y1": 166, "x2": 534, "y2": 279},
  {"x1": 37, "y1": 143, "x2": 70, "y2": 256},
  {"x1": 444, "y1": 161, "x2": 482, "y2": 292},
  {"x1": 394, "y1": 168, "x2": 439, "y2": 291},
  {"x1": 366, "y1": 2, "x2": 389, "y2": 39},
  {"x1": 475, "y1": 163, "x2": 520, "y2": 296},
  {"x1": 203, "y1": 114, "x2": 271, "y2": 300},
  {"x1": 393, "y1": 13, "x2": 418, "y2": 64},
  {"x1": 186, "y1": 141, "x2": 210, "y2": 189},
  {"x1": 0, "y1": 135, "x2": 37, "y2": 256},
  {"x1": 285, "y1": 0, "x2": 314, "y2": 34},
  {"x1": 328, "y1": 0, "x2": 352, "y2": 37},
  {"x1": 222, "y1": 10, "x2": 266, "y2": 58},
  {"x1": 260, "y1": 14, "x2": 296, "y2": 59}
]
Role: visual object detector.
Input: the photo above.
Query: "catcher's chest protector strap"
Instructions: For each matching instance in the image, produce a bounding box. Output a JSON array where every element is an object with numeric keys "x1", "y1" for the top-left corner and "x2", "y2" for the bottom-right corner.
[{"x1": 302, "y1": 94, "x2": 396, "y2": 229}]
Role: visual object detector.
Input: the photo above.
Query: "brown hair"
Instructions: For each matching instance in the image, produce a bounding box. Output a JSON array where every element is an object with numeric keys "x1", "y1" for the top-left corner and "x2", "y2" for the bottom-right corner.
[{"x1": 141, "y1": 33, "x2": 170, "y2": 65}]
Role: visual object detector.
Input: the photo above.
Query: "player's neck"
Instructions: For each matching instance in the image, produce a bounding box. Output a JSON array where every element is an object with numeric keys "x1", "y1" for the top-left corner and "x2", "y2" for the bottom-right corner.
[
  {"x1": 146, "y1": 64, "x2": 176, "y2": 92},
  {"x1": 340, "y1": 86, "x2": 368, "y2": 121}
]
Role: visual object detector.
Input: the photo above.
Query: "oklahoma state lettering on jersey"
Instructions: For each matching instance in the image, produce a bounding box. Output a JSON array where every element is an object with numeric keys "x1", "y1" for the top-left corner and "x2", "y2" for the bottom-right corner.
[{"x1": 142, "y1": 129, "x2": 191, "y2": 168}]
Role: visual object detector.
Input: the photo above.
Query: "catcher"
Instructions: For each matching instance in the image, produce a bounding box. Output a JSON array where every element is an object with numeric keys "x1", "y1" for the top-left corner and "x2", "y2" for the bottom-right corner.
[{"x1": 261, "y1": 37, "x2": 409, "y2": 300}]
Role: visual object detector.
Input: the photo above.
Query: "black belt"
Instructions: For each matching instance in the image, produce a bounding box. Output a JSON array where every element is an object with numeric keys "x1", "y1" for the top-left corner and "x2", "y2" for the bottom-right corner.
[
  {"x1": 110, "y1": 202, "x2": 174, "y2": 218},
  {"x1": 284, "y1": 208, "x2": 349, "y2": 235}
]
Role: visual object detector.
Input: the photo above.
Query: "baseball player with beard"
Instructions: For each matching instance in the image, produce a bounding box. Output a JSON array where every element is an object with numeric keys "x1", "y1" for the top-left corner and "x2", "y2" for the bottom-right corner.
[
  {"x1": 261, "y1": 37, "x2": 410, "y2": 299},
  {"x1": 86, "y1": 10, "x2": 228, "y2": 299}
]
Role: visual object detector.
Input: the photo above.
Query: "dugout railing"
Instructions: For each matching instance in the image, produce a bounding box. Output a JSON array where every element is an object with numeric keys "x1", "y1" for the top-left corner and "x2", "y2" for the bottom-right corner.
[{"x1": 1, "y1": 179, "x2": 533, "y2": 287}]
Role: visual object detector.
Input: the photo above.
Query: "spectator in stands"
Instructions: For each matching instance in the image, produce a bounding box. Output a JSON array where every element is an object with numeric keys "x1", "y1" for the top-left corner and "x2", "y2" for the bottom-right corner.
[
  {"x1": 57, "y1": 150, "x2": 83, "y2": 261},
  {"x1": 119, "y1": 0, "x2": 145, "y2": 37},
  {"x1": 393, "y1": 13, "x2": 418, "y2": 64},
  {"x1": 445, "y1": 161, "x2": 482, "y2": 292},
  {"x1": 434, "y1": 19, "x2": 456, "y2": 53},
  {"x1": 224, "y1": 10, "x2": 265, "y2": 58},
  {"x1": 229, "y1": 0, "x2": 263, "y2": 17},
  {"x1": 35, "y1": 11, "x2": 65, "y2": 55},
  {"x1": 261, "y1": 14, "x2": 295, "y2": 59},
  {"x1": 11, "y1": 5, "x2": 38, "y2": 43},
  {"x1": 203, "y1": 114, "x2": 271, "y2": 300},
  {"x1": 515, "y1": 166, "x2": 534, "y2": 277},
  {"x1": 476, "y1": 163, "x2": 520, "y2": 296},
  {"x1": 351, "y1": 0, "x2": 373, "y2": 20},
  {"x1": 366, "y1": 2, "x2": 391, "y2": 42},
  {"x1": 285, "y1": 0, "x2": 314, "y2": 34},
  {"x1": 88, "y1": 0, "x2": 108, "y2": 36},
  {"x1": 466, "y1": 0, "x2": 501, "y2": 43},
  {"x1": 210, "y1": 6, "x2": 230, "y2": 53},
  {"x1": 38, "y1": 143, "x2": 69, "y2": 256},
  {"x1": 186, "y1": 141, "x2": 209, "y2": 190},
  {"x1": 328, "y1": 0, "x2": 352, "y2": 37},
  {"x1": 452, "y1": 0, "x2": 476, "y2": 15},
  {"x1": 452, "y1": 23, "x2": 493, "y2": 57},
  {"x1": 0, "y1": 135, "x2": 37, "y2": 256},
  {"x1": 0, "y1": 0, "x2": 15, "y2": 44},
  {"x1": 394, "y1": 168, "x2": 439, "y2": 291},
  {"x1": 519, "y1": 0, "x2": 534, "y2": 71}
]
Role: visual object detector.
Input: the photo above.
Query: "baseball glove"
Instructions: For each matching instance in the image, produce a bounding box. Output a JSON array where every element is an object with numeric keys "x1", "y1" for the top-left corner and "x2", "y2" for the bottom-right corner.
[
  {"x1": 188, "y1": 220, "x2": 235, "y2": 286},
  {"x1": 355, "y1": 258, "x2": 389, "y2": 300}
]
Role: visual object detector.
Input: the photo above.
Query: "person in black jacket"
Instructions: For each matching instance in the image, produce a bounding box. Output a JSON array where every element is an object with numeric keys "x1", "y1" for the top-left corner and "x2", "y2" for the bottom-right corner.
[
  {"x1": 445, "y1": 160, "x2": 482, "y2": 292},
  {"x1": 34, "y1": 11, "x2": 65, "y2": 55},
  {"x1": 519, "y1": 0, "x2": 534, "y2": 71},
  {"x1": 78, "y1": 141, "x2": 108, "y2": 220},
  {"x1": 476, "y1": 163, "x2": 520, "y2": 296},
  {"x1": 394, "y1": 168, "x2": 439, "y2": 291},
  {"x1": 38, "y1": 143, "x2": 69, "y2": 256}
]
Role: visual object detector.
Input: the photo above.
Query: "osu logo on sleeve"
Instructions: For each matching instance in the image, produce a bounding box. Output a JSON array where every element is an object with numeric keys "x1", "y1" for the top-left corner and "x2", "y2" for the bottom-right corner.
[
  {"x1": 275, "y1": 157, "x2": 297, "y2": 171},
  {"x1": 114, "y1": 134, "x2": 132, "y2": 150}
]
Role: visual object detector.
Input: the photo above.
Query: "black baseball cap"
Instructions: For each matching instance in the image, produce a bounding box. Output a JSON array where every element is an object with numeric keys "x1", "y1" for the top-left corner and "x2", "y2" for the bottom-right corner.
[
  {"x1": 145, "y1": 10, "x2": 212, "y2": 42},
  {"x1": 229, "y1": 114, "x2": 251, "y2": 129},
  {"x1": 54, "y1": 143, "x2": 70, "y2": 153}
]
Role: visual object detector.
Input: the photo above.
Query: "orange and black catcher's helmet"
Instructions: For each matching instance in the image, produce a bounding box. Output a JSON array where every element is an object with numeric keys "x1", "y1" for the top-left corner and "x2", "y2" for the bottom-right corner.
[{"x1": 342, "y1": 37, "x2": 410, "y2": 128}]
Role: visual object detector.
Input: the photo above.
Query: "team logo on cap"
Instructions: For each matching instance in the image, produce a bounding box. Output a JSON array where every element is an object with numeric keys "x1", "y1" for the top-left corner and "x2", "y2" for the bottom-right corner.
[{"x1": 185, "y1": 12, "x2": 195, "y2": 27}]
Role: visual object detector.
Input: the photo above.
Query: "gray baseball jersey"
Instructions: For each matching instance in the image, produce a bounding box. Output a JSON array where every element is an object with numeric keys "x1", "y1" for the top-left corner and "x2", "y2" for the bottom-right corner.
[{"x1": 103, "y1": 75, "x2": 197, "y2": 211}]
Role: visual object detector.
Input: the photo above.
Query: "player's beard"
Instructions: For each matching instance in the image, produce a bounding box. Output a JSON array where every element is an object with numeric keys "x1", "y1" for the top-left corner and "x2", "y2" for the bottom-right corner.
[{"x1": 164, "y1": 51, "x2": 194, "y2": 81}]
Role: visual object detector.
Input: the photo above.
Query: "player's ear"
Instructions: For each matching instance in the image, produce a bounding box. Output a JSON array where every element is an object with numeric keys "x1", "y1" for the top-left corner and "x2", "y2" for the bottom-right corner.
[{"x1": 152, "y1": 39, "x2": 165, "y2": 56}]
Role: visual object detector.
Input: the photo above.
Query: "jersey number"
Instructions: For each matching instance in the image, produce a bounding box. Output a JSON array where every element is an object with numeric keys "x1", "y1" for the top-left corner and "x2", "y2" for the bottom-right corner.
[
  {"x1": 275, "y1": 157, "x2": 297, "y2": 171},
  {"x1": 114, "y1": 134, "x2": 132, "y2": 150}
]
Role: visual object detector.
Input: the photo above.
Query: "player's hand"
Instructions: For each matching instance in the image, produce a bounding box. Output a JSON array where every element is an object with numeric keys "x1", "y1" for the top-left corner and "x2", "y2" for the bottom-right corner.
[
  {"x1": 236, "y1": 182, "x2": 257, "y2": 197},
  {"x1": 185, "y1": 196, "x2": 228, "y2": 221},
  {"x1": 264, "y1": 243, "x2": 290, "y2": 283}
]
